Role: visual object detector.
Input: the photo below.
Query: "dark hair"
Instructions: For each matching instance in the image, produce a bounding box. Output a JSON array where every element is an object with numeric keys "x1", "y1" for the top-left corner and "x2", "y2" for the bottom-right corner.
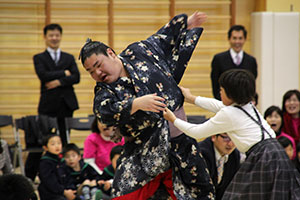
[
  {"x1": 264, "y1": 105, "x2": 284, "y2": 135},
  {"x1": 282, "y1": 89, "x2": 300, "y2": 114},
  {"x1": 91, "y1": 117, "x2": 100, "y2": 134},
  {"x1": 278, "y1": 136, "x2": 293, "y2": 148},
  {"x1": 42, "y1": 134, "x2": 61, "y2": 147},
  {"x1": 228, "y1": 25, "x2": 247, "y2": 39},
  {"x1": 252, "y1": 93, "x2": 258, "y2": 106},
  {"x1": 79, "y1": 38, "x2": 115, "y2": 65},
  {"x1": 43, "y1": 23, "x2": 62, "y2": 35},
  {"x1": 110, "y1": 145, "x2": 123, "y2": 161},
  {"x1": 219, "y1": 69, "x2": 255, "y2": 105},
  {"x1": 296, "y1": 142, "x2": 300, "y2": 153},
  {"x1": 0, "y1": 174, "x2": 37, "y2": 200},
  {"x1": 63, "y1": 143, "x2": 81, "y2": 156}
]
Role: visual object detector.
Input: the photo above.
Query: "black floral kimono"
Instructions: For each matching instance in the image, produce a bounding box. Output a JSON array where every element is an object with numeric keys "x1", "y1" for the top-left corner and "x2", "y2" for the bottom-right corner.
[{"x1": 93, "y1": 14, "x2": 215, "y2": 199}]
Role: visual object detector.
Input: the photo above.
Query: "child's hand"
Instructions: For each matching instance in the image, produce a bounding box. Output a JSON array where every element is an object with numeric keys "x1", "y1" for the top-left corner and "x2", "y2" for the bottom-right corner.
[
  {"x1": 98, "y1": 180, "x2": 111, "y2": 191},
  {"x1": 64, "y1": 189, "x2": 76, "y2": 200},
  {"x1": 180, "y1": 86, "x2": 196, "y2": 104},
  {"x1": 163, "y1": 108, "x2": 177, "y2": 123}
]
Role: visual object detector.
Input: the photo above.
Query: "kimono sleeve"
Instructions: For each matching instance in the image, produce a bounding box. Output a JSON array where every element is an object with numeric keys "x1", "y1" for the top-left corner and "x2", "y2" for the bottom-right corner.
[
  {"x1": 93, "y1": 85, "x2": 133, "y2": 127},
  {"x1": 151, "y1": 14, "x2": 204, "y2": 83}
]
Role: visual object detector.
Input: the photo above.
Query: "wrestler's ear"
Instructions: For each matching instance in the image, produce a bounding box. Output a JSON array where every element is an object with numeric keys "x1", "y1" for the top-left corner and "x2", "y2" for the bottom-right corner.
[{"x1": 107, "y1": 48, "x2": 116, "y2": 58}]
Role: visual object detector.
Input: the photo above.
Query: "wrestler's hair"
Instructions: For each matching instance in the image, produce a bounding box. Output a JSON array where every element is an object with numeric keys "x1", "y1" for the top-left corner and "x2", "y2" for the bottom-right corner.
[
  {"x1": 63, "y1": 143, "x2": 81, "y2": 156},
  {"x1": 0, "y1": 174, "x2": 37, "y2": 200},
  {"x1": 219, "y1": 69, "x2": 255, "y2": 105},
  {"x1": 228, "y1": 25, "x2": 247, "y2": 39},
  {"x1": 79, "y1": 38, "x2": 115, "y2": 65},
  {"x1": 43, "y1": 23, "x2": 62, "y2": 35}
]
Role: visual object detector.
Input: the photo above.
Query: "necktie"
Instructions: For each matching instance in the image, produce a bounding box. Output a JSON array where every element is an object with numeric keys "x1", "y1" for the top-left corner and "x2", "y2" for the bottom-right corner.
[
  {"x1": 235, "y1": 54, "x2": 241, "y2": 65},
  {"x1": 54, "y1": 51, "x2": 58, "y2": 65},
  {"x1": 217, "y1": 156, "x2": 225, "y2": 184}
]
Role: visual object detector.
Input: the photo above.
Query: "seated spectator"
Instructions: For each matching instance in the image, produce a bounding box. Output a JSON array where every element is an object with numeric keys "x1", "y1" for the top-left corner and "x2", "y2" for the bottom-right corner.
[
  {"x1": 278, "y1": 136, "x2": 294, "y2": 160},
  {"x1": 83, "y1": 118, "x2": 124, "y2": 173},
  {"x1": 198, "y1": 133, "x2": 240, "y2": 200},
  {"x1": 96, "y1": 145, "x2": 124, "y2": 199},
  {"x1": 282, "y1": 89, "x2": 300, "y2": 144},
  {"x1": 0, "y1": 173, "x2": 38, "y2": 200},
  {"x1": 60, "y1": 143, "x2": 107, "y2": 200},
  {"x1": 0, "y1": 138, "x2": 13, "y2": 174},
  {"x1": 293, "y1": 142, "x2": 300, "y2": 173},
  {"x1": 38, "y1": 134, "x2": 76, "y2": 200},
  {"x1": 264, "y1": 105, "x2": 296, "y2": 159}
]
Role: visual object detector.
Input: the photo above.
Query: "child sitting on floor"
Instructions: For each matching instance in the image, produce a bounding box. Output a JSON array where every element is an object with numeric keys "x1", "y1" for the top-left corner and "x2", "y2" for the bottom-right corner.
[
  {"x1": 60, "y1": 143, "x2": 109, "y2": 200},
  {"x1": 95, "y1": 145, "x2": 124, "y2": 199},
  {"x1": 163, "y1": 69, "x2": 300, "y2": 199},
  {"x1": 38, "y1": 134, "x2": 76, "y2": 200}
]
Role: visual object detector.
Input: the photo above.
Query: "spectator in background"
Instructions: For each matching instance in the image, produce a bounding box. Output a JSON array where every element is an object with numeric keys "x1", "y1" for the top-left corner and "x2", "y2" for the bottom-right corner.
[
  {"x1": 0, "y1": 138, "x2": 13, "y2": 174},
  {"x1": 282, "y1": 89, "x2": 300, "y2": 144},
  {"x1": 278, "y1": 136, "x2": 294, "y2": 160},
  {"x1": 210, "y1": 25, "x2": 257, "y2": 100},
  {"x1": 198, "y1": 133, "x2": 240, "y2": 200},
  {"x1": 33, "y1": 23, "x2": 80, "y2": 146},
  {"x1": 264, "y1": 105, "x2": 296, "y2": 159},
  {"x1": 0, "y1": 174, "x2": 38, "y2": 200},
  {"x1": 83, "y1": 118, "x2": 124, "y2": 174},
  {"x1": 38, "y1": 134, "x2": 76, "y2": 200}
]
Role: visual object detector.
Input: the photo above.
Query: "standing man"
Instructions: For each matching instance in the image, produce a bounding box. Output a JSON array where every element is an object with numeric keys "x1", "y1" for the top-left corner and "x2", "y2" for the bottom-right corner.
[
  {"x1": 211, "y1": 25, "x2": 257, "y2": 100},
  {"x1": 198, "y1": 133, "x2": 240, "y2": 200},
  {"x1": 34, "y1": 23, "x2": 80, "y2": 146}
]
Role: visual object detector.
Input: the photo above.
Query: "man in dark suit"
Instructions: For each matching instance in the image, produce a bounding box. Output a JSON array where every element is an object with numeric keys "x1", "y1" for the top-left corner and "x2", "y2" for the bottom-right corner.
[
  {"x1": 198, "y1": 133, "x2": 240, "y2": 200},
  {"x1": 29, "y1": 24, "x2": 80, "y2": 182},
  {"x1": 34, "y1": 23, "x2": 80, "y2": 145},
  {"x1": 210, "y1": 25, "x2": 257, "y2": 100}
]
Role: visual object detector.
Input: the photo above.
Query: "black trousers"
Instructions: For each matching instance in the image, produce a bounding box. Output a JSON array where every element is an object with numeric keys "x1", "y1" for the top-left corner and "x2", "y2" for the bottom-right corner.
[{"x1": 25, "y1": 99, "x2": 74, "y2": 181}]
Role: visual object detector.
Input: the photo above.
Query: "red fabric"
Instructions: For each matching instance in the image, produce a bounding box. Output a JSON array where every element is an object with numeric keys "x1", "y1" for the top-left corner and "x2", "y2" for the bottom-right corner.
[
  {"x1": 282, "y1": 112, "x2": 300, "y2": 144},
  {"x1": 112, "y1": 169, "x2": 176, "y2": 200}
]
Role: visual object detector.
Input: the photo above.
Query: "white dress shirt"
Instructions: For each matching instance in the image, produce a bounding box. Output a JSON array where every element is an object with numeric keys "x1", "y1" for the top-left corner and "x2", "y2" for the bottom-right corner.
[
  {"x1": 47, "y1": 47, "x2": 61, "y2": 63},
  {"x1": 230, "y1": 48, "x2": 243, "y2": 65}
]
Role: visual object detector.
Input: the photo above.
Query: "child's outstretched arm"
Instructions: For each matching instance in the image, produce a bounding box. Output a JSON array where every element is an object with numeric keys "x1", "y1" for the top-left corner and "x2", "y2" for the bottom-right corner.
[{"x1": 180, "y1": 86, "x2": 196, "y2": 104}]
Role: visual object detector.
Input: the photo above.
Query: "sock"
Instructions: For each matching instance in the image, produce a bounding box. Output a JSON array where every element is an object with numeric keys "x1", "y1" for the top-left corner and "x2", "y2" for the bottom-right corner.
[{"x1": 82, "y1": 185, "x2": 91, "y2": 200}]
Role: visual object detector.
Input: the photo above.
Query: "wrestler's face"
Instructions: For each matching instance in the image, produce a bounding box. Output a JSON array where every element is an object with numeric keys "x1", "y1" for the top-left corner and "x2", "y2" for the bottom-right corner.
[
  {"x1": 229, "y1": 30, "x2": 245, "y2": 53},
  {"x1": 84, "y1": 49, "x2": 124, "y2": 83},
  {"x1": 44, "y1": 29, "x2": 61, "y2": 50},
  {"x1": 212, "y1": 133, "x2": 236, "y2": 156}
]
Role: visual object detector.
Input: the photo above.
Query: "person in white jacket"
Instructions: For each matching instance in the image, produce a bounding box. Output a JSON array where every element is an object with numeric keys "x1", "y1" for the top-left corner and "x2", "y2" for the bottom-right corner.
[{"x1": 164, "y1": 69, "x2": 300, "y2": 200}]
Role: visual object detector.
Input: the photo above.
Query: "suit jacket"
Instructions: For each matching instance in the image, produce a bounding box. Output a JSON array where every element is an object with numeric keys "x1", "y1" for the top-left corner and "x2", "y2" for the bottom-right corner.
[
  {"x1": 34, "y1": 50, "x2": 80, "y2": 114},
  {"x1": 198, "y1": 137, "x2": 240, "y2": 200},
  {"x1": 210, "y1": 50, "x2": 257, "y2": 100}
]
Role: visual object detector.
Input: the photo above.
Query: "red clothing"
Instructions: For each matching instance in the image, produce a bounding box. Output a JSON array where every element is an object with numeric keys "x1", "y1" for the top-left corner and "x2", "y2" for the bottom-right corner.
[
  {"x1": 112, "y1": 169, "x2": 176, "y2": 200},
  {"x1": 282, "y1": 112, "x2": 300, "y2": 144}
]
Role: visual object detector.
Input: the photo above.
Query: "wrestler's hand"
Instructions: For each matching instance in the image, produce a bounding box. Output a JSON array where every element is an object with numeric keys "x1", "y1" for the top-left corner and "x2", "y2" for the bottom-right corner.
[
  {"x1": 163, "y1": 107, "x2": 176, "y2": 123},
  {"x1": 131, "y1": 93, "x2": 166, "y2": 114},
  {"x1": 187, "y1": 11, "x2": 207, "y2": 29},
  {"x1": 45, "y1": 79, "x2": 61, "y2": 89},
  {"x1": 180, "y1": 86, "x2": 196, "y2": 104}
]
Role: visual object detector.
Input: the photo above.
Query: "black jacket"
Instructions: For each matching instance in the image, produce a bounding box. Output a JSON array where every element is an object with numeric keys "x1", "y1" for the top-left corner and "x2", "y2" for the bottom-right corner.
[
  {"x1": 38, "y1": 151, "x2": 65, "y2": 200},
  {"x1": 33, "y1": 50, "x2": 80, "y2": 114},
  {"x1": 198, "y1": 137, "x2": 241, "y2": 200},
  {"x1": 210, "y1": 50, "x2": 257, "y2": 100}
]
